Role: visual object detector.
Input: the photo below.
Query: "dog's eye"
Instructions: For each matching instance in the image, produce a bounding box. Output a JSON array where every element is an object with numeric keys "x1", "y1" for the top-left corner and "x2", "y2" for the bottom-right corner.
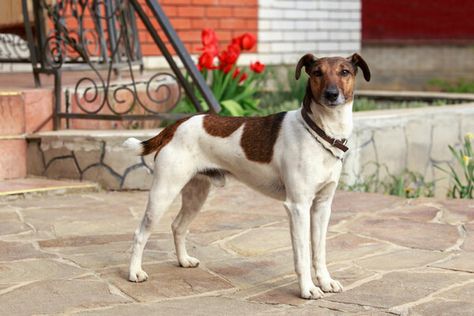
[
  {"x1": 312, "y1": 69, "x2": 323, "y2": 77},
  {"x1": 340, "y1": 69, "x2": 350, "y2": 76}
]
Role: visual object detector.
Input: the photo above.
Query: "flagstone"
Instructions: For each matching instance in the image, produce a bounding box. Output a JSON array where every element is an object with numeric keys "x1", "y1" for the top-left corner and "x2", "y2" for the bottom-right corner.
[{"x1": 100, "y1": 262, "x2": 233, "y2": 302}]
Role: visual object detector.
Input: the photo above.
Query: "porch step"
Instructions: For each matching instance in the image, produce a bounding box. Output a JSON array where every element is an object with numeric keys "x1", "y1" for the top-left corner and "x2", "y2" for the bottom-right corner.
[
  {"x1": 0, "y1": 177, "x2": 100, "y2": 201},
  {"x1": 0, "y1": 89, "x2": 54, "y2": 180}
]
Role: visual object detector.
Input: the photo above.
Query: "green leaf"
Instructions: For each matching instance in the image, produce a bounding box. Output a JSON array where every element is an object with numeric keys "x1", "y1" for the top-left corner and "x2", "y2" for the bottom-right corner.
[{"x1": 221, "y1": 99, "x2": 245, "y2": 116}]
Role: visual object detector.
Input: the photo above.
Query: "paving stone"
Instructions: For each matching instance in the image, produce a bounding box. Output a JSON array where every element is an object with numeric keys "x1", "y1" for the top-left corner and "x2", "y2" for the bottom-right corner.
[
  {"x1": 0, "y1": 241, "x2": 53, "y2": 261},
  {"x1": 224, "y1": 227, "x2": 291, "y2": 257},
  {"x1": 0, "y1": 279, "x2": 131, "y2": 315},
  {"x1": 188, "y1": 229, "x2": 244, "y2": 246},
  {"x1": 21, "y1": 204, "x2": 136, "y2": 237},
  {"x1": 100, "y1": 262, "x2": 233, "y2": 302},
  {"x1": 439, "y1": 199, "x2": 474, "y2": 223},
  {"x1": 462, "y1": 224, "x2": 474, "y2": 251},
  {"x1": 248, "y1": 280, "x2": 306, "y2": 306},
  {"x1": 0, "y1": 259, "x2": 85, "y2": 283},
  {"x1": 206, "y1": 250, "x2": 294, "y2": 287},
  {"x1": 434, "y1": 279, "x2": 474, "y2": 301},
  {"x1": 332, "y1": 191, "x2": 402, "y2": 213},
  {"x1": 355, "y1": 249, "x2": 448, "y2": 271},
  {"x1": 429, "y1": 252, "x2": 474, "y2": 273},
  {"x1": 0, "y1": 211, "x2": 30, "y2": 236},
  {"x1": 73, "y1": 296, "x2": 279, "y2": 316},
  {"x1": 409, "y1": 299, "x2": 474, "y2": 316},
  {"x1": 380, "y1": 204, "x2": 439, "y2": 223},
  {"x1": 345, "y1": 217, "x2": 459, "y2": 251},
  {"x1": 325, "y1": 270, "x2": 468, "y2": 308},
  {"x1": 189, "y1": 210, "x2": 277, "y2": 234},
  {"x1": 326, "y1": 233, "x2": 391, "y2": 262}
]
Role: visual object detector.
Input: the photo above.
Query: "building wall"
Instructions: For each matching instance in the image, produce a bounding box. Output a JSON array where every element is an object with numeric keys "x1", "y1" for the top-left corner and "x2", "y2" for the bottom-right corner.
[
  {"x1": 140, "y1": 0, "x2": 258, "y2": 56},
  {"x1": 362, "y1": 0, "x2": 474, "y2": 44},
  {"x1": 143, "y1": 0, "x2": 362, "y2": 68},
  {"x1": 258, "y1": 0, "x2": 361, "y2": 65}
]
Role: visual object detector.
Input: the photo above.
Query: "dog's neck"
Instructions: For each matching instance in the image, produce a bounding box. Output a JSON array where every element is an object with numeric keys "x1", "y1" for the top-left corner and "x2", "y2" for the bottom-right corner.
[{"x1": 302, "y1": 86, "x2": 354, "y2": 140}]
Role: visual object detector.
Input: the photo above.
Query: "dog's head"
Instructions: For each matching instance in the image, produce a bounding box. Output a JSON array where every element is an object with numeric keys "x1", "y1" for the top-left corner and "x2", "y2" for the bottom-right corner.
[{"x1": 295, "y1": 53, "x2": 370, "y2": 109}]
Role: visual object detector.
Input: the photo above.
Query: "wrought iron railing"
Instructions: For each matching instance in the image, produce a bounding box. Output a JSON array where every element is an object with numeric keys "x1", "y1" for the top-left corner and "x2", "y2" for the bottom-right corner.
[{"x1": 3, "y1": 0, "x2": 220, "y2": 129}]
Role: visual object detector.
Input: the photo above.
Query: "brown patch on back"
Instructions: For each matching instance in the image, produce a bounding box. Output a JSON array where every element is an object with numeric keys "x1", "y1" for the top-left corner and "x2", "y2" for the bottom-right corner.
[
  {"x1": 203, "y1": 113, "x2": 287, "y2": 163},
  {"x1": 203, "y1": 114, "x2": 246, "y2": 137},
  {"x1": 141, "y1": 117, "x2": 190, "y2": 156}
]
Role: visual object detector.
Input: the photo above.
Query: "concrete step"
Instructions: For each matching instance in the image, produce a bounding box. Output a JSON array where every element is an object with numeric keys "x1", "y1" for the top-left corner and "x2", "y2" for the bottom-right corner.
[
  {"x1": 0, "y1": 89, "x2": 54, "y2": 180},
  {"x1": 0, "y1": 177, "x2": 100, "y2": 201}
]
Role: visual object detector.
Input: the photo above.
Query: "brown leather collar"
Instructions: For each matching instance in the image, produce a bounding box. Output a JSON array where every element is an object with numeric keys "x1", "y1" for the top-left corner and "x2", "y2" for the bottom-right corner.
[{"x1": 301, "y1": 108, "x2": 349, "y2": 152}]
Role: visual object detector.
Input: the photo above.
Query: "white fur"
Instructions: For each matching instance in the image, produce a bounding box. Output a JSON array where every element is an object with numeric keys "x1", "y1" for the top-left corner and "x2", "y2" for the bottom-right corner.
[
  {"x1": 123, "y1": 137, "x2": 143, "y2": 155},
  {"x1": 127, "y1": 100, "x2": 352, "y2": 299}
]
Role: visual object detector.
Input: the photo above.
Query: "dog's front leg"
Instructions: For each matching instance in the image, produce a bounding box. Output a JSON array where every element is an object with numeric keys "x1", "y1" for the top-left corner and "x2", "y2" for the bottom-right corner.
[
  {"x1": 284, "y1": 199, "x2": 324, "y2": 299},
  {"x1": 311, "y1": 183, "x2": 343, "y2": 293}
]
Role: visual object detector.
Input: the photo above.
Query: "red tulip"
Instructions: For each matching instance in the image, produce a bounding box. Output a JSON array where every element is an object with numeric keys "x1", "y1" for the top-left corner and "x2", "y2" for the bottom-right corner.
[
  {"x1": 198, "y1": 51, "x2": 216, "y2": 70},
  {"x1": 220, "y1": 63, "x2": 233, "y2": 74},
  {"x1": 239, "y1": 72, "x2": 248, "y2": 83},
  {"x1": 218, "y1": 44, "x2": 240, "y2": 66},
  {"x1": 239, "y1": 33, "x2": 256, "y2": 50},
  {"x1": 201, "y1": 28, "x2": 218, "y2": 47},
  {"x1": 250, "y1": 61, "x2": 265, "y2": 73},
  {"x1": 232, "y1": 67, "x2": 241, "y2": 79}
]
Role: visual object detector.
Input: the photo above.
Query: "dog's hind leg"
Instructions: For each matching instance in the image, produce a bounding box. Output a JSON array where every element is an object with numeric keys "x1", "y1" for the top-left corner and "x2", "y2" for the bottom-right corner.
[
  {"x1": 129, "y1": 155, "x2": 194, "y2": 282},
  {"x1": 172, "y1": 175, "x2": 211, "y2": 268}
]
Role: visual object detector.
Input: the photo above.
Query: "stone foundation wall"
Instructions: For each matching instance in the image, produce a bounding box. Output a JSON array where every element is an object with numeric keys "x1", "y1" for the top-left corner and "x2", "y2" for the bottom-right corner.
[
  {"x1": 343, "y1": 103, "x2": 474, "y2": 196},
  {"x1": 358, "y1": 45, "x2": 474, "y2": 91},
  {"x1": 27, "y1": 104, "x2": 474, "y2": 195},
  {"x1": 27, "y1": 130, "x2": 159, "y2": 190}
]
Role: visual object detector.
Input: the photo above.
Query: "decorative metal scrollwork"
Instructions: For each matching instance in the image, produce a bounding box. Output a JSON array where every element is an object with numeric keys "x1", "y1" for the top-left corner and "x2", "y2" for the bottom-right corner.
[
  {"x1": 36, "y1": 0, "x2": 181, "y2": 123},
  {"x1": 0, "y1": 34, "x2": 30, "y2": 61}
]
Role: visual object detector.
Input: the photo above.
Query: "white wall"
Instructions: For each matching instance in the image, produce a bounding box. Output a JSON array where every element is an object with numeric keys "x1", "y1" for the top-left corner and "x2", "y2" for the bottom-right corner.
[{"x1": 256, "y1": 0, "x2": 361, "y2": 65}]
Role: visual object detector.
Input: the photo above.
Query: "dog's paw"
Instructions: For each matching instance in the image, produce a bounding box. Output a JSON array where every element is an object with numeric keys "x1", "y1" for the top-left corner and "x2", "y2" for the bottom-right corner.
[
  {"x1": 318, "y1": 277, "x2": 343, "y2": 293},
  {"x1": 129, "y1": 269, "x2": 149, "y2": 283},
  {"x1": 179, "y1": 256, "x2": 200, "y2": 268},
  {"x1": 301, "y1": 285, "x2": 324, "y2": 300}
]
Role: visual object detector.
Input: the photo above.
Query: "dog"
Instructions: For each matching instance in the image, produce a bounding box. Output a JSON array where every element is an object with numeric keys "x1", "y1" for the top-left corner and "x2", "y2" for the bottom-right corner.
[{"x1": 123, "y1": 53, "x2": 370, "y2": 299}]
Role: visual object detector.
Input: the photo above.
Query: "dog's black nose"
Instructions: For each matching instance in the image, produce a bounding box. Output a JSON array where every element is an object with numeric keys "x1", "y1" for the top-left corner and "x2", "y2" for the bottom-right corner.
[{"x1": 324, "y1": 88, "x2": 339, "y2": 102}]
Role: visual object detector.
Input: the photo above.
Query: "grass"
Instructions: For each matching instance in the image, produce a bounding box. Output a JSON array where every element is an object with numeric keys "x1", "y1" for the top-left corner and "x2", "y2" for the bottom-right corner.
[{"x1": 429, "y1": 78, "x2": 474, "y2": 93}]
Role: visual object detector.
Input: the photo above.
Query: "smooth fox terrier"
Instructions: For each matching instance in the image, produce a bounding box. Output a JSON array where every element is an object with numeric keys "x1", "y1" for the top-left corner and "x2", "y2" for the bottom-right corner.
[{"x1": 124, "y1": 53, "x2": 370, "y2": 299}]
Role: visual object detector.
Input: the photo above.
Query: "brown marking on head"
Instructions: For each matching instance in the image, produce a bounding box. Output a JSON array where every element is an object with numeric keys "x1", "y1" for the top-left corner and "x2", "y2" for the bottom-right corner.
[
  {"x1": 203, "y1": 113, "x2": 286, "y2": 163},
  {"x1": 141, "y1": 117, "x2": 190, "y2": 156},
  {"x1": 295, "y1": 53, "x2": 371, "y2": 109}
]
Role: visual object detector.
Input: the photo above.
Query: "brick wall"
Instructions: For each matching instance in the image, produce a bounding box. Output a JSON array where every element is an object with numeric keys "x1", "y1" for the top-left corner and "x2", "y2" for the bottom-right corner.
[{"x1": 139, "y1": 0, "x2": 258, "y2": 56}]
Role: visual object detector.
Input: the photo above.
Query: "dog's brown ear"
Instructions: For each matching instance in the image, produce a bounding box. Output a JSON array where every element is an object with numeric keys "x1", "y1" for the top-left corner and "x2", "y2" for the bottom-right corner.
[
  {"x1": 295, "y1": 53, "x2": 316, "y2": 80},
  {"x1": 348, "y1": 53, "x2": 371, "y2": 82}
]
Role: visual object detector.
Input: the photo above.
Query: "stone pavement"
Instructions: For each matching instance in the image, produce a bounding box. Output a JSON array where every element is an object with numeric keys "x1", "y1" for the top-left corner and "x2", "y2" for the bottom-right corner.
[{"x1": 0, "y1": 180, "x2": 473, "y2": 315}]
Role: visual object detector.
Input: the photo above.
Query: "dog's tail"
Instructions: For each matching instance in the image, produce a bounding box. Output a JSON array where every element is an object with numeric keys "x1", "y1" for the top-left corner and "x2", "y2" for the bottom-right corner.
[{"x1": 123, "y1": 137, "x2": 144, "y2": 155}]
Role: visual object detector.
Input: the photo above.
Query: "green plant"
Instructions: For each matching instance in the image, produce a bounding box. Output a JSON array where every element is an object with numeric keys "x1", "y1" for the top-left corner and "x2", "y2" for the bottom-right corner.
[
  {"x1": 429, "y1": 78, "x2": 474, "y2": 93},
  {"x1": 436, "y1": 133, "x2": 474, "y2": 199},
  {"x1": 176, "y1": 29, "x2": 265, "y2": 117}
]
